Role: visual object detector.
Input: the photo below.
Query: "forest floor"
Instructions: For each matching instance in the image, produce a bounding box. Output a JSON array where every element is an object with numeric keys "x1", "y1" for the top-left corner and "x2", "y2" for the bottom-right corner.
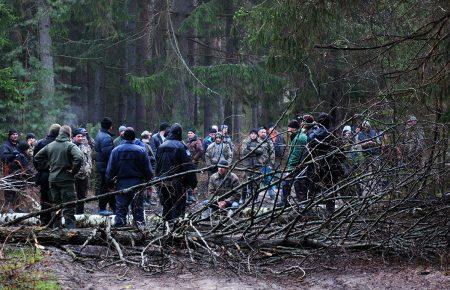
[{"x1": 1, "y1": 244, "x2": 448, "y2": 290}]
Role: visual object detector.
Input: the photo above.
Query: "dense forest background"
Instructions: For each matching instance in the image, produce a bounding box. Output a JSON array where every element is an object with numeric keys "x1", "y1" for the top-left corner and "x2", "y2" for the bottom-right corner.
[{"x1": 0, "y1": 0, "x2": 448, "y2": 140}]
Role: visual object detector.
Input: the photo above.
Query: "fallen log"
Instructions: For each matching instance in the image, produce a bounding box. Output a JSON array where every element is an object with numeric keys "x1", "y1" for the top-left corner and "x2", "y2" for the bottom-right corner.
[
  {"x1": 0, "y1": 213, "x2": 162, "y2": 227},
  {"x1": 0, "y1": 226, "x2": 147, "y2": 246}
]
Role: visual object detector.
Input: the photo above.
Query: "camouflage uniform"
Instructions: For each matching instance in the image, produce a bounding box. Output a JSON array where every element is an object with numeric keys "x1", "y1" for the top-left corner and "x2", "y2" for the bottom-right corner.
[
  {"x1": 208, "y1": 171, "x2": 240, "y2": 206},
  {"x1": 74, "y1": 142, "x2": 92, "y2": 214},
  {"x1": 241, "y1": 137, "x2": 264, "y2": 202},
  {"x1": 205, "y1": 142, "x2": 233, "y2": 168}
]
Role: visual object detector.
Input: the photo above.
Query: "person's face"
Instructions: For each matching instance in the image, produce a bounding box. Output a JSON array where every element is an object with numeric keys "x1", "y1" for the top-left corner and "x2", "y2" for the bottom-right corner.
[
  {"x1": 74, "y1": 134, "x2": 85, "y2": 144},
  {"x1": 222, "y1": 128, "x2": 228, "y2": 134},
  {"x1": 287, "y1": 127, "x2": 297, "y2": 134},
  {"x1": 250, "y1": 132, "x2": 258, "y2": 140},
  {"x1": 215, "y1": 137, "x2": 222, "y2": 144},
  {"x1": 210, "y1": 133, "x2": 216, "y2": 139},
  {"x1": 10, "y1": 133, "x2": 19, "y2": 142},
  {"x1": 188, "y1": 131, "x2": 195, "y2": 139},
  {"x1": 120, "y1": 130, "x2": 125, "y2": 136},
  {"x1": 27, "y1": 138, "x2": 36, "y2": 146},
  {"x1": 344, "y1": 131, "x2": 352, "y2": 139},
  {"x1": 218, "y1": 167, "x2": 228, "y2": 175},
  {"x1": 258, "y1": 129, "x2": 267, "y2": 139},
  {"x1": 406, "y1": 120, "x2": 417, "y2": 127}
]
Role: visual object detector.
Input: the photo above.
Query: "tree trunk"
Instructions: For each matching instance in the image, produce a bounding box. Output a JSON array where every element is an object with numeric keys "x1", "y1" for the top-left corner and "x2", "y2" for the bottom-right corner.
[
  {"x1": 93, "y1": 64, "x2": 106, "y2": 123},
  {"x1": 37, "y1": 0, "x2": 55, "y2": 100},
  {"x1": 135, "y1": 0, "x2": 152, "y2": 132},
  {"x1": 125, "y1": 0, "x2": 138, "y2": 127},
  {"x1": 233, "y1": 96, "x2": 242, "y2": 143}
]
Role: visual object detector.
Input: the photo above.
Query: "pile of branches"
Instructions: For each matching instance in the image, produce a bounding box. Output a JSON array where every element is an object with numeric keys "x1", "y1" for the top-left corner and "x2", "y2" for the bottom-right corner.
[{"x1": 0, "y1": 114, "x2": 448, "y2": 273}]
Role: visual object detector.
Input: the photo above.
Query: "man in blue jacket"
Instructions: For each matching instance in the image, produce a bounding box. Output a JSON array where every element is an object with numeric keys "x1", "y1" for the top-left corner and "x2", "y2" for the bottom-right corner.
[
  {"x1": 156, "y1": 123, "x2": 197, "y2": 221},
  {"x1": 106, "y1": 128, "x2": 153, "y2": 227},
  {"x1": 94, "y1": 117, "x2": 116, "y2": 215}
]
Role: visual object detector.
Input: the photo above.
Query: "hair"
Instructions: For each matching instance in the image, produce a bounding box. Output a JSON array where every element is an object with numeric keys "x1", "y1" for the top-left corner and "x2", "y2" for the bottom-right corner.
[
  {"x1": 59, "y1": 125, "x2": 72, "y2": 137},
  {"x1": 101, "y1": 117, "x2": 113, "y2": 130},
  {"x1": 123, "y1": 128, "x2": 136, "y2": 140},
  {"x1": 287, "y1": 119, "x2": 300, "y2": 129},
  {"x1": 48, "y1": 124, "x2": 61, "y2": 137},
  {"x1": 159, "y1": 122, "x2": 171, "y2": 132}
]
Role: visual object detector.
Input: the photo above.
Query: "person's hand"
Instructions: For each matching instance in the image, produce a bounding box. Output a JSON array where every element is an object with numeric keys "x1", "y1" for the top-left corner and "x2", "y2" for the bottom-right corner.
[{"x1": 218, "y1": 201, "x2": 227, "y2": 209}]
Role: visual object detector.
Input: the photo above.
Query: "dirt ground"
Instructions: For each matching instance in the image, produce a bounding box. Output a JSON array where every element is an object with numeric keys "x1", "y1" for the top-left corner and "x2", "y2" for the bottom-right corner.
[{"x1": 30, "y1": 246, "x2": 449, "y2": 290}]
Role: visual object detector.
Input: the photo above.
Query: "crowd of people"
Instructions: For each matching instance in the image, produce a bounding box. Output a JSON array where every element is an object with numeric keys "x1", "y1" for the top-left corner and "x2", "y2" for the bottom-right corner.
[{"x1": 0, "y1": 113, "x2": 425, "y2": 229}]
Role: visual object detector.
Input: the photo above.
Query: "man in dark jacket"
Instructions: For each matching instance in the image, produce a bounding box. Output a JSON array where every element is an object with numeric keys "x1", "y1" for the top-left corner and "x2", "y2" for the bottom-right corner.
[
  {"x1": 156, "y1": 124, "x2": 197, "y2": 221},
  {"x1": 202, "y1": 128, "x2": 217, "y2": 153},
  {"x1": 106, "y1": 128, "x2": 153, "y2": 227},
  {"x1": 307, "y1": 113, "x2": 343, "y2": 214},
  {"x1": 33, "y1": 124, "x2": 61, "y2": 224},
  {"x1": 94, "y1": 117, "x2": 116, "y2": 215},
  {"x1": 34, "y1": 126, "x2": 84, "y2": 229},
  {"x1": 6, "y1": 142, "x2": 36, "y2": 212},
  {"x1": 0, "y1": 129, "x2": 20, "y2": 176},
  {"x1": 150, "y1": 122, "x2": 170, "y2": 154}
]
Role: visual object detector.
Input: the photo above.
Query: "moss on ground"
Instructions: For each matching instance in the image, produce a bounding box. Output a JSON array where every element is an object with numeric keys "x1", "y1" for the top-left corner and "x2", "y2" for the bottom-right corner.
[{"x1": 0, "y1": 246, "x2": 60, "y2": 289}]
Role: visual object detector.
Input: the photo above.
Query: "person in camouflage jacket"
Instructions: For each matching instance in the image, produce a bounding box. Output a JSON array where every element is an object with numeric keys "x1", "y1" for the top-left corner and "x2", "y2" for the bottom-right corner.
[
  {"x1": 205, "y1": 133, "x2": 233, "y2": 170},
  {"x1": 73, "y1": 128, "x2": 92, "y2": 214},
  {"x1": 208, "y1": 160, "x2": 240, "y2": 209}
]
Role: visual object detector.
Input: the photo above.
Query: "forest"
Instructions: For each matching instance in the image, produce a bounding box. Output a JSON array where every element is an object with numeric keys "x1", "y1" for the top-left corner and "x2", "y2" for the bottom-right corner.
[
  {"x1": 0, "y1": 0, "x2": 446, "y2": 138},
  {"x1": 0, "y1": 0, "x2": 448, "y2": 289}
]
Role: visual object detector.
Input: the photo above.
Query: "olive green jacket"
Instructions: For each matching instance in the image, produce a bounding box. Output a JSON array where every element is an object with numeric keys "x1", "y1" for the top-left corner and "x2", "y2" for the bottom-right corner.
[{"x1": 34, "y1": 132, "x2": 84, "y2": 183}]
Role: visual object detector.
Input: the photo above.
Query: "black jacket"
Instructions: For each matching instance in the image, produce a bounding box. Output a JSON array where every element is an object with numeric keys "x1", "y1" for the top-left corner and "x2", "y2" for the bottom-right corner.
[
  {"x1": 0, "y1": 140, "x2": 18, "y2": 164},
  {"x1": 155, "y1": 131, "x2": 197, "y2": 189},
  {"x1": 94, "y1": 129, "x2": 114, "y2": 173},
  {"x1": 150, "y1": 133, "x2": 164, "y2": 155},
  {"x1": 33, "y1": 135, "x2": 57, "y2": 185}
]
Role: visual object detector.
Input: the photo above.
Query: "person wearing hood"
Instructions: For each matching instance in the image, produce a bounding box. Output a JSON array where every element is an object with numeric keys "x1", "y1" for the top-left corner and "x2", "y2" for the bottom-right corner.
[
  {"x1": 355, "y1": 120, "x2": 380, "y2": 156},
  {"x1": 33, "y1": 124, "x2": 61, "y2": 224},
  {"x1": 94, "y1": 117, "x2": 116, "y2": 215},
  {"x1": 0, "y1": 129, "x2": 20, "y2": 176},
  {"x1": 106, "y1": 128, "x2": 153, "y2": 227},
  {"x1": 25, "y1": 133, "x2": 36, "y2": 158},
  {"x1": 155, "y1": 123, "x2": 197, "y2": 221},
  {"x1": 34, "y1": 125, "x2": 84, "y2": 229}
]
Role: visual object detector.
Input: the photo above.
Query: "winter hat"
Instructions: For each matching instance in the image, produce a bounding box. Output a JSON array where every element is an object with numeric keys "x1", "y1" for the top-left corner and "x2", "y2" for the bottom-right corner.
[
  {"x1": 287, "y1": 119, "x2": 300, "y2": 129},
  {"x1": 215, "y1": 132, "x2": 223, "y2": 139},
  {"x1": 302, "y1": 114, "x2": 315, "y2": 124},
  {"x1": 8, "y1": 129, "x2": 18, "y2": 138},
  {"x1": 73, "y1": 128, "x2": 86, "y2": 136},
  {"x1": 26, "y1": 133, "x2": 36, "y2": 140},
  {"x1": 169, "y1": 123, "x2": 183, "y2": 141},
  {"x1": 159, "y1": 122, "x2": 171, "y2": 132},
  {"x1": 211, "y1": 125, "x2": 219, "y2": 131},
  {"x1": 362, "y1": 120, "x2": 371, "y2": 129},
  {"x1": 59, "y1": 125, "x2": 72, "y2": 137},
  {"x1": 220, "y1": 124, "x2": 228, "y2": 131},
  {"x1": 118, "y1": 125, "x2": 127, "y2": 133},
  {"x1": 101, "y1": 117, "x2": 113, "y2": 130},
  {"x1": 209, "y1": 128, "x2": 217, "y2": 134},
  {"x1": 218, "y1": 159, "x2": 229, "y2": 167},
  {"x1": 318, "y1": 113, "x2": 331, "y2": 128},
  {"x1": 187, "y1": 128, "x2": 196, "y2": 134},
  {"x1": 249, "y1": 129, "x2": 259, "y2": 135},
  {"x1": 17, "y1": 141, "x2": 30, "y2": 152},
  {"x1": 407, "y1": 115, "x2": 417, "y2": 122},
  {"x1": 48, "y1": 124, "x2": 61, "y2": 137},
  {"x1": 123, "y1": 128, "x2": 136, "y2": 141},
  {"x1": 342, "y1": 126, "x2": 352, "y2": 134}
]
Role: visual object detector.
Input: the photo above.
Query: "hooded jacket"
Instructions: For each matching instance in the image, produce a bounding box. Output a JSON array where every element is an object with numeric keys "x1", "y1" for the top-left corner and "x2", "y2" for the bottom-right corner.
[
  {"x1": 155, "y1": 124, "x2": 197, "y2": 189},
  {"x1": 34, "y1": 132, "x2": 84, "y2": 183},
  {"x1": 94, "y1": 128, "x2": 114, "y2": 173}
]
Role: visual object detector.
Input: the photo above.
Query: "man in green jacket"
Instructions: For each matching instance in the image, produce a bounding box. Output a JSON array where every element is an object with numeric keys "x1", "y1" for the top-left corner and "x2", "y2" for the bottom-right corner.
[
  {"x1": 34, "y1": 125, "x2": 84, "y2": 229},
  {"x1": 278, "y1": 116, "x2": 315, "y2": 207}
]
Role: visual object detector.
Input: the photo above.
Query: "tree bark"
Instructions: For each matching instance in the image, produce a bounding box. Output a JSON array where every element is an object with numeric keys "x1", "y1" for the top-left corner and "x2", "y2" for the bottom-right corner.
[{"x1": 37, "y1": 0, "x2": 55, "y2": 100}]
